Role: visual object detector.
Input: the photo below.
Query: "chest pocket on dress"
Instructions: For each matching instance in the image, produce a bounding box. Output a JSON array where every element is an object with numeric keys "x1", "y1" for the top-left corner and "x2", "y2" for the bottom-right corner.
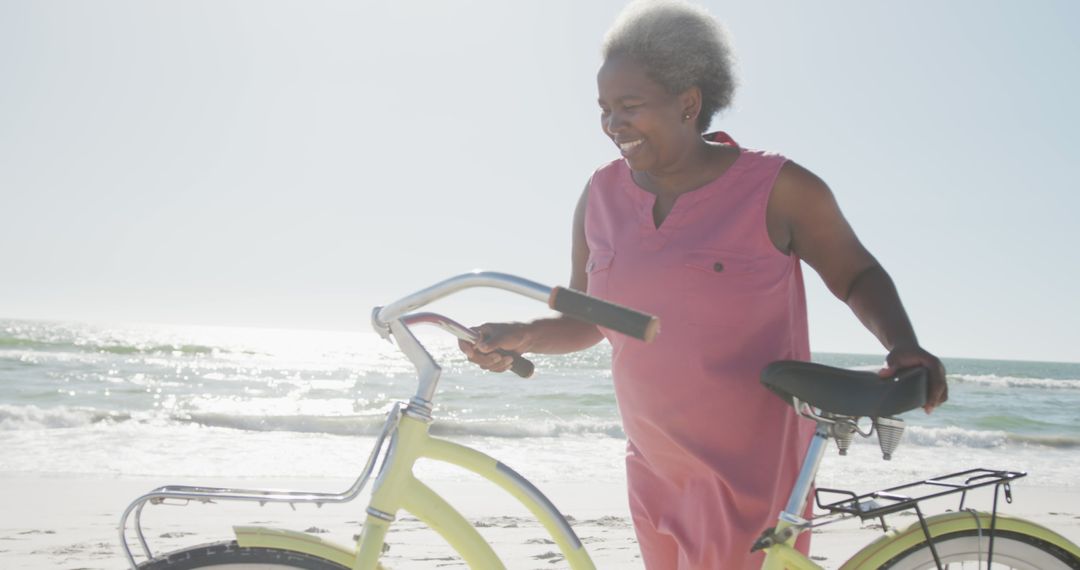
[
  {"x1": 585, "y1": 250, "x2": 615, "y2": 299},
  {"x1": 681, "y1": 249, "x2": 780, "y2": 327}
]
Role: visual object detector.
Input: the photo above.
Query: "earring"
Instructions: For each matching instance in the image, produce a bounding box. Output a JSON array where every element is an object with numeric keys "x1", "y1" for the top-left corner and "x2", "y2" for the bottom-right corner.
[{"x1": 683, "y1": 114, "x2": 691, "y2": 121}]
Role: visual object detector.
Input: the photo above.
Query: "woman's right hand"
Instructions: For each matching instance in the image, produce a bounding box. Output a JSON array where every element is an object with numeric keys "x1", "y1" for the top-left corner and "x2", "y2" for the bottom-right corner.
[{"x1": 458, "y1": 322, "x2": 533, "y2": 373}]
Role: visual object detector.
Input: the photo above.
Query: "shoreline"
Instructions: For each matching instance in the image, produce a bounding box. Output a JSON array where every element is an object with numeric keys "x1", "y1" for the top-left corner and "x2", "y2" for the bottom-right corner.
[{"x1": 2, "y1": 473, "x2": 1078, "y2": 569}]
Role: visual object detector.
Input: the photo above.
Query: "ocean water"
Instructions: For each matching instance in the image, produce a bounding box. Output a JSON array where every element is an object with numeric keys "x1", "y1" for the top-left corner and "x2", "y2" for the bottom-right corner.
[{"x1": 2, "y1": 319, "x2": 1078, "y2": 492}]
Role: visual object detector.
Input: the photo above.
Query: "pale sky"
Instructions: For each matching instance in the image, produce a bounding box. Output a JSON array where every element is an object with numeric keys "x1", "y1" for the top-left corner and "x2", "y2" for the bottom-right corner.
[{"x1": 2, "y1": 1, "x2": 1077, "y2": 363}]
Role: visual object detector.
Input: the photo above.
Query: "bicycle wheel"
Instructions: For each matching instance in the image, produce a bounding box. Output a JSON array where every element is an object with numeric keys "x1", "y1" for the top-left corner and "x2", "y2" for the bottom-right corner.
[
  {"x1": 879, "y1": 529, "x2": 1080, "y2": 569},
  {"x1": 137, "y1": 540, "x2": 351, "y2": 570}
]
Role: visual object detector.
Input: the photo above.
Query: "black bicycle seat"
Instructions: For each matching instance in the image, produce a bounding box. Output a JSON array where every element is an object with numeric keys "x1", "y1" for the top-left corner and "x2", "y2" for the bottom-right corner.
[{"x1": 760, "y1": 361, "x2": 927, "y2": 417}]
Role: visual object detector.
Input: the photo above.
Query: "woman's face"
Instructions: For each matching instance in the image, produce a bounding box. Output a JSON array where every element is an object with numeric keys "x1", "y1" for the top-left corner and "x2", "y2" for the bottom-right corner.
[{"x1": 597, "y1": 55, "x2": 692, "y2": 173}]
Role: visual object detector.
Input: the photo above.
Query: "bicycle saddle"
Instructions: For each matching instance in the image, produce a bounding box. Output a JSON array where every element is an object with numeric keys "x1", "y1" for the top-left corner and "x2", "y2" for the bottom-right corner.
[{"x1": 760, "y1": 361, "x2": 927, "y2": 417}]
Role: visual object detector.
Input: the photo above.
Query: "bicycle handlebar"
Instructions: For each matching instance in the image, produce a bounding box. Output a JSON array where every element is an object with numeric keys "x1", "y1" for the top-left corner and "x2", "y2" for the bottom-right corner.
[
  {"x1": 549, "y1": 286, "x2": 660, "y2": 342},
  {"x1": 374, "y1": 271, "x2": 659, "y2": 342},
  {"x1": 372, "y1": 272, "x2": 657, "y2": 395}
]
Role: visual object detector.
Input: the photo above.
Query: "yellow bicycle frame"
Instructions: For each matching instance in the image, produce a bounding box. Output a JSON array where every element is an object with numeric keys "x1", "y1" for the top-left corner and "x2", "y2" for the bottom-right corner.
[
  {"x1": 353, "y1": 413, "x2": 595, "y2": 569},
  {"x1": 236, "y1": 412, "x2": 596, "y2": 570}
]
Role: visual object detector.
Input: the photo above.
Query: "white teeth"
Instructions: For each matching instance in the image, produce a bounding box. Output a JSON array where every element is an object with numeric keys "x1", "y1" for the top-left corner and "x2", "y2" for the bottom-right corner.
[{"x1": 619, "y1": 139, "x2": 643, "y2": 152}]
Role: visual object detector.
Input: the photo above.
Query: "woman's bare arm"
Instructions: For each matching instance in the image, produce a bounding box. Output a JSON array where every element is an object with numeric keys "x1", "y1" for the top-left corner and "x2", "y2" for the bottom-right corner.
[{"x1": 767, "y1": 162, "x2": 948, "y2": 411}]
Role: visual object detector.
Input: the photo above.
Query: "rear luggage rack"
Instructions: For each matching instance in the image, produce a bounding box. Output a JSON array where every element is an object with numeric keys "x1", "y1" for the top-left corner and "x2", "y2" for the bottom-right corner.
[
  {"x1": 816, "y1": 468, "x2": 1027, "y2": 569},
  {"x1": 816, "y1": 467, "x2": 1026, "y2": 520}
]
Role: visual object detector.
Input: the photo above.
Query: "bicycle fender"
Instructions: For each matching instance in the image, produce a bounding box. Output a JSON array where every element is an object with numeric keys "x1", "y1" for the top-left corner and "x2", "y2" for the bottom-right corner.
[
  {"x1": 839, "y1": 511, "x2": 1080, "y2": 569},
  {"x1": 234, "y1": 525, "x2": 358, "y2": 568}
]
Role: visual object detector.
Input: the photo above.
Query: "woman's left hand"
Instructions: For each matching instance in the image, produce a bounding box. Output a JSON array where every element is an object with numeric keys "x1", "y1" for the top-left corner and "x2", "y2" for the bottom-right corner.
[{"x1": 879, "y1": 345, "x2": 948, "y2": 413}]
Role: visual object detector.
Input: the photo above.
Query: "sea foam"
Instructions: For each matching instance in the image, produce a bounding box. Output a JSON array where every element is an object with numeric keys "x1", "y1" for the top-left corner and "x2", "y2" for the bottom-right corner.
[
  {"x1": 0, "y1": 404, "x2": 129, "y2": 430},
  {"x1": 951, "y1": 373, "x2": 1080, "y2": 390}
]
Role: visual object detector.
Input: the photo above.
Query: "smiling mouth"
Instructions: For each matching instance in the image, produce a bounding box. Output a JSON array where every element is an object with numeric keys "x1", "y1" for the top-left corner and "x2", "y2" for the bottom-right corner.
[{"x1": 618, "y1": 139, "x2": 643, "y2": 153}]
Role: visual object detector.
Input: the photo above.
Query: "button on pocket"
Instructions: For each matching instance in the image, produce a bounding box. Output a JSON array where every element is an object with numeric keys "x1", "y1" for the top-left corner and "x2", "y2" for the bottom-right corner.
[
  {"x1": 682, "y1": 249, "x2": 772, "y2": 326},
  {"x1": 684, "y1": 250, "x2": 759, "y2": 277}
]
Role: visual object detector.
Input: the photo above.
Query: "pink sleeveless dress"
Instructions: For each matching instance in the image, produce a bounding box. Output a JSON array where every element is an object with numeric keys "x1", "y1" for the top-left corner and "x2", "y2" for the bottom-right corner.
[{"x1": 584, "y1": 137, "x2": 815, "y2": 569}]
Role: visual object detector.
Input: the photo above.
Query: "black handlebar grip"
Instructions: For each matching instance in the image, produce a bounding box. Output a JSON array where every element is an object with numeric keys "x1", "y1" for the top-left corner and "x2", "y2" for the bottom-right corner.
[
  {"x1": 498, "y1": 349, "x2": 535, "y2": 379},
  {"x1": 548, "y1": 286, "x2": 659, "y2": 342}
]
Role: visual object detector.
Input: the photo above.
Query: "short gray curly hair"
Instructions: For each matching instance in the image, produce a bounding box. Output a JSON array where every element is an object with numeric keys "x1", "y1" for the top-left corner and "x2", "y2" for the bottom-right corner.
[{"x1": 602, "y1": 0, "x2": 736, "y2": 132}]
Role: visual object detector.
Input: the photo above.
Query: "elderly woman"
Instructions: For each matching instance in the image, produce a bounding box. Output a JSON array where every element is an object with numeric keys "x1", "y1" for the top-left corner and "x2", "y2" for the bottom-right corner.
[{"x1": 461, "y1": 1, "x2": 948, "y2": 567}]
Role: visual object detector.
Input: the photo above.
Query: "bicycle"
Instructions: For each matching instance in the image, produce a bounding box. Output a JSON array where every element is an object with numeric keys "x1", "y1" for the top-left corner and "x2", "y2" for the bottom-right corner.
[{"x1": 119, "y1": 271, "x2": 1080, "y2": 569}]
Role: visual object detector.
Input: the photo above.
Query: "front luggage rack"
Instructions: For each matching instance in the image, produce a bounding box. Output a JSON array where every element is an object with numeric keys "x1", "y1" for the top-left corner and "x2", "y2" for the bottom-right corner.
[
  {"x1": 816, "y1": 468, "x2": 1026, "y2": 520},
  {"x1": 119, "y1": 402, "x2": 403, "y2": 569}
]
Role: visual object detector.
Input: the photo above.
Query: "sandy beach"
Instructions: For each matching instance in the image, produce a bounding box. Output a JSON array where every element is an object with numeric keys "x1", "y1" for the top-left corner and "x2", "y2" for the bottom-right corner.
[{"x1": 2, "y1": 473, "x2": 1077, "y2": 569}]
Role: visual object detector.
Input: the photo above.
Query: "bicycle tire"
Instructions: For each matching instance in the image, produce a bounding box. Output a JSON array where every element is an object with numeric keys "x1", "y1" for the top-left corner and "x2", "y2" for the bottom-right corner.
[
  {"x1": 136, "y1": 540, "x2": 351, "y2": 570},
  {"x1": 878, "y1": 529, "x2": 1080, "y2": 569}
]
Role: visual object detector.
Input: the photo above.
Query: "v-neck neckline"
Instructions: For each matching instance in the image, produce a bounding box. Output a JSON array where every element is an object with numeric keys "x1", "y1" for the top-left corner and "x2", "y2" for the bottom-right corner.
[{"x1": 623, "y1": 149, "x2": 746, "y2": 231}]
